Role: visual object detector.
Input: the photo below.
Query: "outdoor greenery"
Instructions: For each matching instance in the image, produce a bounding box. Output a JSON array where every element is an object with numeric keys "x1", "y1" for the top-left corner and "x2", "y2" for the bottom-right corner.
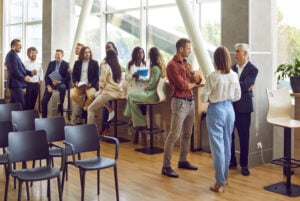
[{"x1": 276, "y1": 57, "x2": 300, "y2": 82}]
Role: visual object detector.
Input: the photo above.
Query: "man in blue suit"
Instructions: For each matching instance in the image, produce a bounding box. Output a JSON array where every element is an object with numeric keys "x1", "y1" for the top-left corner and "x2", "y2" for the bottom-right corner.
[
  {"x1": 230, "y1": 43, "x2": 258, "y2": 176},
  {"x1": 5, "y1": 39, "x2": 37, "y2": 108},
  {"x1": 41, "y1": 49, "x2": 70, "y2": 118}
]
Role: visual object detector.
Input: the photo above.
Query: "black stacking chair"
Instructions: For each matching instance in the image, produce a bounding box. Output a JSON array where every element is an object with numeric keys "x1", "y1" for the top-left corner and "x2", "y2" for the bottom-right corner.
[
  {"x1": 0, "y1": 103, "x2": 22, "y2": 122},
  {"x1": 0, "y1": 121, "x2": 14, "y2": 201},
  {"x1": 35, "y1": 116, "x2": 70, "y2": 186},
  {"x1": 64, "y1": 124, "x2": 119, "y2": 201},
  {"x1": 11, "y1": 109, "x2": 39, "y2": 131},
  {"x1": 6, "y1": 130, "x2": 64, "y2": 201}
]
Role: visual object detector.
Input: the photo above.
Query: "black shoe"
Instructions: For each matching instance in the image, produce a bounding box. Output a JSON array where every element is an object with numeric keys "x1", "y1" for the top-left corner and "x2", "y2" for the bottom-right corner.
[
  {"x1": 229, "y1": 162, "x2": 237, "y2": 169},
  {"x1": 161, "y1": 167, "x2": 179, "y2": 178},
  {"x1": 178, "y1": 161, "x2": 198, "y2": 170},
  {"x1": 241, "y1": 167, "x2": 250, "y2": 176}
]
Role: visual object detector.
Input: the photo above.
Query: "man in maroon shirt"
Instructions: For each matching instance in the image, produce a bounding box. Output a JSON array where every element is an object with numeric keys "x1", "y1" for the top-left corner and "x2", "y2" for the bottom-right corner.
[{"x1": 162, "y1": 38, "x2": 202, "y2": 178}]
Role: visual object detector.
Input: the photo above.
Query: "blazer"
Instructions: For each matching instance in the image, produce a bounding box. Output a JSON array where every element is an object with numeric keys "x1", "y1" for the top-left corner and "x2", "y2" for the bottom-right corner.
[
  {"x1": 44, "y1": 60, "x2": 70, "y2": 88},
  {"x1": 5, "y1": 50, "x2": 32, "y2": 88},
  {"x1": 232, "y1": 61, "x2": 258, "y2": 113},
  {"x1": 72, "y1": 59, "x2": 100, "y2": 90}
]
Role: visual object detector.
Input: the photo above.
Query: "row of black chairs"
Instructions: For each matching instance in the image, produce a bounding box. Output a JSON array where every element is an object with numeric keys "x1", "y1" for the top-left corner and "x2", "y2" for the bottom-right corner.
[{"x1": 0, "y1": 102, "x2": 119, "y2": 201}]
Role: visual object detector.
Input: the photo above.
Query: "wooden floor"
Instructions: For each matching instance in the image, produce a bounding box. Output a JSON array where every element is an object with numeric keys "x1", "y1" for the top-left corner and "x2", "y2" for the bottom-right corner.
[{"x1": 1, "y1": 138, "x2": 300, "y2": 201}]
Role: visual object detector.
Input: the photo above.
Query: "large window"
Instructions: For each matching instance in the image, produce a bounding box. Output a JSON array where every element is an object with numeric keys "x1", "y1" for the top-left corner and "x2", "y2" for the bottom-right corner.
[{"x1": 4, "y1": 0, "x2": 42, "y2": 62}]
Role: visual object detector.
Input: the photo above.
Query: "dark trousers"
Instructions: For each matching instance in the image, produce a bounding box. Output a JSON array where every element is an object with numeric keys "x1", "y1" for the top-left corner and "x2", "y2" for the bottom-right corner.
[
  {"x1": 24, "y1": 83, "x2": 40, "y2": 110},
  {"x1": 42, "y1": 83, "x2": 66, "y2": 118},
  {"x1": 10, "y1": 88, "x2": 25, "y2": 109},
  {"x1": 230, "y1": 112, "x2": 251, "y2": 167}
]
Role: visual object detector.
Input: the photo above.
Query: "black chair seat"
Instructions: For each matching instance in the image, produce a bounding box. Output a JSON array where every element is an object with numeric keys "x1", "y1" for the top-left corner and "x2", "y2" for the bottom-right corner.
[
  {"x1": 0, "y1": 153, "x2": 8, "y2": 164},
  {"x1": 74, "y1": 157, "x2": 116, "y2": 170},
  {"x1": 11, "y1": 166, "x2": 60, "y2": 181},
  {"x1": 49, "y1": 147, "x2": 65, "y2": 157}
]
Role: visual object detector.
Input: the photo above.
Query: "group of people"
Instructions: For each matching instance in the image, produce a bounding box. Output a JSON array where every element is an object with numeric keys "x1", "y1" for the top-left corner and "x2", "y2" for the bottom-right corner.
[
  {"x1": 160, "y1": 39, "x2": 258, "y2": 194},
  {"x1": 5, "y1": 37, "x2": 258, "y2": 193}
]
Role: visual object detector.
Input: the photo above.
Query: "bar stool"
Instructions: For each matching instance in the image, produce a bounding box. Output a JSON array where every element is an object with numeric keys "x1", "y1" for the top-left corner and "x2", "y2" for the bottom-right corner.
[
  {"x1": 107, "y1": 97, "x2": 130, "y2": 143},
  {"x1": 264, "y1": 88, "x2": 300, "y2": 197},
  {"x1": 135, "y1": 77, "x2": 166, "y2": 155},
  {"x1": 52, "y1": 88, "x2": 72, "y2": 120}
]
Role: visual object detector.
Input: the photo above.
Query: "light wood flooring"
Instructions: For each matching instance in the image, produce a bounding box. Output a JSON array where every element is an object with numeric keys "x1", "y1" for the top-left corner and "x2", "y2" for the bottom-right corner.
[{"x1": 0, "y1": 138, "x2": 300, "y2": 201}]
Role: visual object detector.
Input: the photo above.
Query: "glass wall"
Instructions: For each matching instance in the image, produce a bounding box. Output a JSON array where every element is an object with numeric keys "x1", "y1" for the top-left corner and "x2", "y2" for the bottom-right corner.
[
  {"x1": 276, "y1": 0, "x2": 300, "y2": 87},
  {"x1": 4, "y1": 0, "x2": 42, "y2": 62},
  {"x1": 3, "y1": 0, "x2": 221, "y2": 68}
]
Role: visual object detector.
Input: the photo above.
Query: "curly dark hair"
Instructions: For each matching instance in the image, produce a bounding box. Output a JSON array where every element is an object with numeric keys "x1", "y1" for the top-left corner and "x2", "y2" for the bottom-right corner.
[
  {"x1": 127, "y1": 46, "x2": 146, "y2": 70},
  {"x1": 78, "y1": 46, "x2": 93, "y2": 60}
]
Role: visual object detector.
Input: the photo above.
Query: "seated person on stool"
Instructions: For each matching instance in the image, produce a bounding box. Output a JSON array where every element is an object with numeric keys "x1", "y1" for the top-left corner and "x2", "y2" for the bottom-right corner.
[
  {"x1": 99, "y1": 41, "x2": 119, "y2": 134},
  {"x1": 70, "y1": 46, "x2": 99, "y2": 113},
  {"x1": 41, "y1": 49, "x2": 70, "y2": 118},
  {"x1": 124, "y1": 47, "x2": 166, "y2": 146},
  {"x1": 87, "y1": 50, "x2": 124, "y2": 126},
  {"x1": 125, "y1": 46, "x2": 148, "y2": 128}
]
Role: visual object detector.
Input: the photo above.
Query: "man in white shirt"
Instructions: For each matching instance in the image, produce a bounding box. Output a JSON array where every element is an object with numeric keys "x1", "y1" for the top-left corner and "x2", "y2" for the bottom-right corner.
[{"x1": 24, "y1": 47, "x2": 43, "y2": 110}]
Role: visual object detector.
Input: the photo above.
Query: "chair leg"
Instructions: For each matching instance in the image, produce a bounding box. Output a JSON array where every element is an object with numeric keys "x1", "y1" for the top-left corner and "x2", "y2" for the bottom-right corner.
[
  {"x1": 4, "y1": 165, "x2": 9, "y2": 201},
  {"x1": 97, "y1": 169, "x2": 100, "y2": 195},
  {"x1": 17, "y1": 180, "x2": 22, "y2": 201},
  {"x1": 47, "y1": 179, "x2": 51, "y2": 200},
  {"x1": 114, "y1": 166, "x2": 119, "y2": 201},
  {"x1": 26, "y1": 181, "x2": 30, "y2": 200},
  {"x1": 57, "y1": 176, "x2": 63, "y2": 201},
  {"x1": 79, "y1": 169, "x2": 86, "y2": 201}
]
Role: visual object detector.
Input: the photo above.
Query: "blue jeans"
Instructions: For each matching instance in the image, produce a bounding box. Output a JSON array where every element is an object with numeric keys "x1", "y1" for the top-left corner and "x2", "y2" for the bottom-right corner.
[
  {"x1": 206, "y1": 101, "x2": 235, "y2": 185},
  {"x1": 163, "y1": 97, "x2": 195, "y2": 167}
]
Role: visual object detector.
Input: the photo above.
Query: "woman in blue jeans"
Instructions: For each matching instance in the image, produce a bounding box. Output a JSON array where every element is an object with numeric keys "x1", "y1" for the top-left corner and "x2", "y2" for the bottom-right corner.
[{"x1": 200, "y1": 46, "x2": 241, "y2": 192}]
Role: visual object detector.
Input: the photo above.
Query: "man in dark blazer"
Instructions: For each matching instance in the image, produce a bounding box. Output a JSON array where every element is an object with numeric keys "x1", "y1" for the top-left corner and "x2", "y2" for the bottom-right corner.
[
  {"x1": 230, "y1": 43, "x2": 258, "y2": 176},
  {"x1": 5, "y1": 39, "x2": 37, "y2": 109},
  {"x1": 41, "y1": 49, "x2": 70, "y2": 118},
  {"x1": 70, "y1": 46, "x2": 99, "y2": 111}
]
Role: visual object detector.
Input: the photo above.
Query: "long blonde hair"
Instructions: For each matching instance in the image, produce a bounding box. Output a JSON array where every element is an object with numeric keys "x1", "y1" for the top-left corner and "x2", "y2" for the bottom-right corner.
[{"x1": 149, "y1": 47, "x2": 166, "y2": 78}]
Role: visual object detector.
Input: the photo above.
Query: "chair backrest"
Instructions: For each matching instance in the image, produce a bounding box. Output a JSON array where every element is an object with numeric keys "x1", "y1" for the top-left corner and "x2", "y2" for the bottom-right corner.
[
  {"x1": 8, "y1": 130, "x2": 49, "y2": 163},
  {"x1": 266, "y1": 88, "x2": 291, "y2": 121},
  {"x1": 0, "y1": 103, "x2": 22, "y2": 122},
  {"x1": 35, "y1": 116, "x2": 65, "y2": 143},
  {"x1": 12, "y1": 109, "x2": 39, "y2": 131},
  {"x1": 64, "y1": 124, "x2": 100, "y2": 154},
  {"x1": 0, "y1": 121, "x2": 14, "y2": 148},
  {"x1": 156, "y1": 77, "x2": 167, "y2": 103}
]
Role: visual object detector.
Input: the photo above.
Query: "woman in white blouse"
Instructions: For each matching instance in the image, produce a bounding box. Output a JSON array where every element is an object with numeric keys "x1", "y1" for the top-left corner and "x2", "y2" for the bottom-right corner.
[{"x1": 200, "y1": 46, "x2": 241, "y2": 193}]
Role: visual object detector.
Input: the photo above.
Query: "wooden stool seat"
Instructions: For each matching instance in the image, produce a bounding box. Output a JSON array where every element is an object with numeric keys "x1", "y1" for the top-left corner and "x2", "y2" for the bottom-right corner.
[{"x1": 264, "y1": 88, "x2": 300, "y2": 197}]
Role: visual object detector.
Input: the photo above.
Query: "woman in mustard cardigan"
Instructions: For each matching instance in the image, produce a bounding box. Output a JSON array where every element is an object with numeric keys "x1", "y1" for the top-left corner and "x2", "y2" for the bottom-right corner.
[{"x1": 124, "y1": 47, "x2": 166, "y2": 146}]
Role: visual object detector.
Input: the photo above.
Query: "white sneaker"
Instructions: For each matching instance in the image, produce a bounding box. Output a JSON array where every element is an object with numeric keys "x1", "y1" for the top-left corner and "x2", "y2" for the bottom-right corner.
[{"x1": 108, "y1": 111, "x2": 115, "y2": 121}]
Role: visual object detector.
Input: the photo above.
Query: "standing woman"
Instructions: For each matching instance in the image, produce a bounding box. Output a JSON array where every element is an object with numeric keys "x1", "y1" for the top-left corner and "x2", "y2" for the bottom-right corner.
[
  {"x1": 87, "y1": 49, "x2": 124, "y2": 125},
  {"x1": 200, "y1": 46, "x2": 241, "y2": 192},
  {"x1": 124, "y1": 47, "x2": 166, "y2": 146}
]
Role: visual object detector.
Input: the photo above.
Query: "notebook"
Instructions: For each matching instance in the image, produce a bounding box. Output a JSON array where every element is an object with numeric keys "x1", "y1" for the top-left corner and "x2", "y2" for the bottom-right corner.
[{"x1": 48, "y1": 71, "x2": 62, "y2": 81}]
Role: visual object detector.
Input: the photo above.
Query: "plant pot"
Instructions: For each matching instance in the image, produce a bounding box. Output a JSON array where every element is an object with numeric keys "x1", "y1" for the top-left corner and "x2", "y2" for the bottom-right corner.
[{"x1": 290, "y1": 76, "x2": 300, "y2": 93}]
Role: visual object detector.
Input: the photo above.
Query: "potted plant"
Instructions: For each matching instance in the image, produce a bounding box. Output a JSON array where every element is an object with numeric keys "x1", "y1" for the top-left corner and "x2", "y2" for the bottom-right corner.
[{"x1": 276, "y1": 57, "x2": 300, "y2": 93}]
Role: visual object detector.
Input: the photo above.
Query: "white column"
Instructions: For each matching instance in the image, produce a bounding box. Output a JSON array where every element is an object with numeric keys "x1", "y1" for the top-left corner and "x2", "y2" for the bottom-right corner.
[
  {"x1": 176, "y1": 0, "x2": 214, "y2": 76},
  {"x1": 69, "y1": 0, "x2": 94, "y2": 68}
]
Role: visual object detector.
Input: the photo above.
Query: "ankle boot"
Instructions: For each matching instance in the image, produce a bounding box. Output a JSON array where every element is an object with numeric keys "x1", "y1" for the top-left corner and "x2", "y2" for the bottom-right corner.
[
  {"x1": 133, "y1": 129, "x2": 139, "y2": 144},
  {"x1": 141, "y1": 133, "x2": 147, "y2": 146}
]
